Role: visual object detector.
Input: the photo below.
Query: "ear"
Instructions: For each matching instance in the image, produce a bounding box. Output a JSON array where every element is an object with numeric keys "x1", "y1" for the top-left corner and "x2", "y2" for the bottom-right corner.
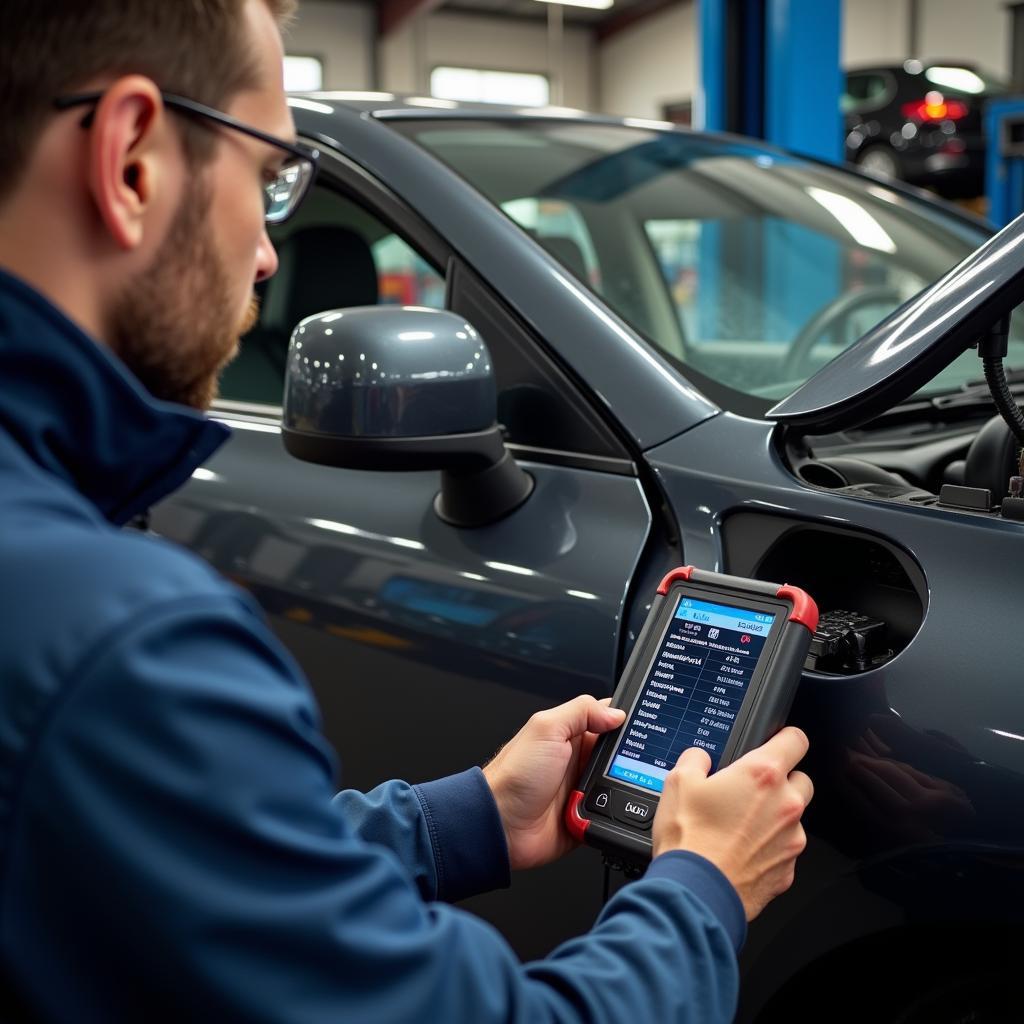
[{"x1": 86, "y1": 76, "x2": 174, "y2": 252}]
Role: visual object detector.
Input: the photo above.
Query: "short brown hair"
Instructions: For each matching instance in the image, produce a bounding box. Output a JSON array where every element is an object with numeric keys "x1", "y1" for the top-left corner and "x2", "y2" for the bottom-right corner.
[{"x1": 0, "y1": 0, "x2": 297, "y2": 204}]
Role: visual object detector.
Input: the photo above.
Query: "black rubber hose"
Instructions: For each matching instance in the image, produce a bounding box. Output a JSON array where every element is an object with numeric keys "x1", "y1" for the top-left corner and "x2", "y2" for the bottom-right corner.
[{"x1": 983, "y1": 356, "x2": 1024, "y2": 448}]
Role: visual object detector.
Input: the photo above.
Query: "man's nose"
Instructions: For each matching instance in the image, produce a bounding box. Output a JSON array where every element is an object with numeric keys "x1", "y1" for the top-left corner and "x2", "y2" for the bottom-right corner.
[{"x1": 254, "y1": 227, "x2": 279, "y2": 283}]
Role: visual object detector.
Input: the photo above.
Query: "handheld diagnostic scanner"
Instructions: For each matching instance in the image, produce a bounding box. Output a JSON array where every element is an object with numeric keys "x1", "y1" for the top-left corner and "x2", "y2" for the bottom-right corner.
[{"x1": 567, "y1": 566, "x2": 818, "y2": 870}]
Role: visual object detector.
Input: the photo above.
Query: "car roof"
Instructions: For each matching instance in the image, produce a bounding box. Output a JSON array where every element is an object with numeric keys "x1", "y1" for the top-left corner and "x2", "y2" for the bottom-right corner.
[
  {"x1": 844, "y1": 60, "x2": 987, "y2": 75},
  {"x1": 288, "y1": 90, "x2": 680, "y2": 129}
]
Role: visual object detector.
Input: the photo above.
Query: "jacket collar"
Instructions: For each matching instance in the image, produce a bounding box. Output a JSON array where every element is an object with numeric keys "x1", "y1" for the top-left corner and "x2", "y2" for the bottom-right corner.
[{"x1": 0, "y1": 267, "x2": 230, "y2": 525}]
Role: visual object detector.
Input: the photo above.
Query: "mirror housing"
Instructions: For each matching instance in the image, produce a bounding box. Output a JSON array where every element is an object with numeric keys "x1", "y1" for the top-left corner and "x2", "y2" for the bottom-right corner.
[{"x1": 282, "y1": 306, "x2": 533, "y2": 527}]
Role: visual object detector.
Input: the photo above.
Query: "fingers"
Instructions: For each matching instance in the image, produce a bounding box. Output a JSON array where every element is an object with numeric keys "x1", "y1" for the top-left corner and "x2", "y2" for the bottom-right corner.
[
  {"x1": 673, "y1": 745, "x2": 713, "y2": 782},
  {"x1": 537, "y1": 694, "x2": 625, "y2": 741},
  {"x1": 753, "y1": 726, "x2": 809, "y2": 773},
  {"x1": 788, "y1": 769, "x2": 814, "y2": 808}
]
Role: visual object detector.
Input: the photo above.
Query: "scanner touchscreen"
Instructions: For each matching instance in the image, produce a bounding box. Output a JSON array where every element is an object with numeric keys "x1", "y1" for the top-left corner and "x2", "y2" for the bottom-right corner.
[{"x1": 607, "y1": 596, "x2": 777, "y2": 791}]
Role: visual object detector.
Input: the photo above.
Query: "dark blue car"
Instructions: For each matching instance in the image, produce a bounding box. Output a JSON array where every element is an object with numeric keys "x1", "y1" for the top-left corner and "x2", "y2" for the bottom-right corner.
[{"x1": 152, "y1": 94, "x2": 1024, "y2": 1023}]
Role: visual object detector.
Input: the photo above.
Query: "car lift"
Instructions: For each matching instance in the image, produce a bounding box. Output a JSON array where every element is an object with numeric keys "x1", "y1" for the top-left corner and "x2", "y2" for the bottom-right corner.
[
  {"x1": 698, "y1": 0, "x2": 842, "y2": 162},
  {"x1": 985, "y1": 96, "x2": 1024, "y2": 228},
  {"x1": 695, "y1": 0, "x2": 843, "y2": 358}
]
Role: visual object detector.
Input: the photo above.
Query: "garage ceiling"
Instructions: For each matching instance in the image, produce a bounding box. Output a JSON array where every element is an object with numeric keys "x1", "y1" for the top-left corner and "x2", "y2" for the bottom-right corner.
[
  {"x1": 440, "y1": 0, "x2": 654, "y2": 26},
  {"x1": 362, "y1": 0, "x2": 673, "y2": 35}
]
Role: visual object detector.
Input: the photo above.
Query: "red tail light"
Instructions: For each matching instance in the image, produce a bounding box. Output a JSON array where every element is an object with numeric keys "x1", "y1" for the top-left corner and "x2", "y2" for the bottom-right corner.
[{"x1": 902, "y1": 91, "x2": 969, "y2": 123}]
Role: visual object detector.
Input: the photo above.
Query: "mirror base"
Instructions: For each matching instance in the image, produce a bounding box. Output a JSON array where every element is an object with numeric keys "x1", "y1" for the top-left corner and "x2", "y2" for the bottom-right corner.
[{"x1": 435, "y1": 451, "x2": 534, "y2": 528}]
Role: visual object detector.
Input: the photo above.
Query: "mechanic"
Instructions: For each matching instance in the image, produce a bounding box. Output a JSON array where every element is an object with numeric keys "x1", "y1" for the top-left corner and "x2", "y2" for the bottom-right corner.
[{"x1": 0, "y1": 2, "x2": 813, "y2": 1021}]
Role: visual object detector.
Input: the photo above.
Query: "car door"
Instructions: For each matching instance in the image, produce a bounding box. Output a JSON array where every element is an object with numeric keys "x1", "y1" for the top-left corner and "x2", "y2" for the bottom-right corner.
[{"x1": 149, "y1": 153, "x2": 658, "y2": 957}]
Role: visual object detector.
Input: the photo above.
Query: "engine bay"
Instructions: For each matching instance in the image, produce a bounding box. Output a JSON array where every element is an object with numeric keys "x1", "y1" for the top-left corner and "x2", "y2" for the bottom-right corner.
[
  {"x1": 748, "y1": 366, "x2": 1023, "y2": 676},
  {"x1": 786, "y1": 403, "x2": 1023, "y2": 519}
]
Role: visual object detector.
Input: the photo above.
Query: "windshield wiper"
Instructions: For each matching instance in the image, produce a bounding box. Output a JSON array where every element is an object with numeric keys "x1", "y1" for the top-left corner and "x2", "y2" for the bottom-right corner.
[
  {"x1": 961, "y1": 367, "x2": 1024, "y2": 390},
  {"x1": 872, "y1": 378, "x2": 1024, "y2": 425},
  {"x1": 922, "y1": 369, "x2": 1024, "y2": 411}
]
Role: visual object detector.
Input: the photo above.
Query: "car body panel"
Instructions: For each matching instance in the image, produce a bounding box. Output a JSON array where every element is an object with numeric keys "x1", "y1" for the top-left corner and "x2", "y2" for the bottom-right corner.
[{"x1": 150, "y1": 407, "x2": 654, "y2": 956}]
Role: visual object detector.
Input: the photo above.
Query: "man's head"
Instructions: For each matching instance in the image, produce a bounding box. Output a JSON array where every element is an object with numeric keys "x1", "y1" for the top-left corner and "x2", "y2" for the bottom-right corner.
[{"x1": 0, "y1": 0, "x2": 298, "y2": 408}]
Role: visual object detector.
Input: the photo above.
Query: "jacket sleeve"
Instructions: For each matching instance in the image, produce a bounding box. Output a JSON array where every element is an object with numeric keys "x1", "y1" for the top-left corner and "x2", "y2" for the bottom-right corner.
[
  {"x1": 4, "y1": 590, "x2": 744, "y2": 1024},
  {"x1": 333, "y1": 769, "x2": 512, "y2": 904}
]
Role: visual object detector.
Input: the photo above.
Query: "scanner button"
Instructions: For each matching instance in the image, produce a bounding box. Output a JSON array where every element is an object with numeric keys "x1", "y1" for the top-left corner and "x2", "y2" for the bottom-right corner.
[
  {"x1": 613, "y1": 794, "x2": 654, "y2": 830},
  {"x1": 586, "y1": 788, "x2": 612, "y2": 817}
]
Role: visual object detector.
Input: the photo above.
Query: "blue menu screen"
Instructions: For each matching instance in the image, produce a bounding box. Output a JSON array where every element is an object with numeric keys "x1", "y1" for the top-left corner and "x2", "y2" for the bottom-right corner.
[{"x1": 607, "y1": 596, "x2": 776, "y2": 793}]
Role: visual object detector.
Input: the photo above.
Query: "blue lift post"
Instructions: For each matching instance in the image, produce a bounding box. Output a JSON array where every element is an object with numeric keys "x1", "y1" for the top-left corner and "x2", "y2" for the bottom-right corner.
[
  {"x1": 697, "y1": 0, "x2": 843, "y2": 350},
  {"x1": 985, "y1": 96, "x2": 1024, "y2": 229},
  {"x1": 698, "y1": 0, "x2": 841, "y2": 160}
]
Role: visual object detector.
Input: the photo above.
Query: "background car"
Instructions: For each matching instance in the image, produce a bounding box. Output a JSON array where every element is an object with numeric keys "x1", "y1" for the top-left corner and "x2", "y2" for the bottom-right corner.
[
  {"x1": 152, "y1": 96, "x2": 1024, "y2": 1023},
  {"x1": 843, "y1": 60, "x2": 1006, "y2": 197}
]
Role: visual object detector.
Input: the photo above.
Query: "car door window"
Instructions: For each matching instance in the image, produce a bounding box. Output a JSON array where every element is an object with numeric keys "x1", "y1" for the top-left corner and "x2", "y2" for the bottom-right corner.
[
  {"x1": 218, "y1": 184, "x2": 445, "y2": 406},
  {"x1": 842, "y1": 73, "x2": 891, "y2": 114},
  {"x1": 502, "y1": 197, "x2": 602, "y2": 289}
]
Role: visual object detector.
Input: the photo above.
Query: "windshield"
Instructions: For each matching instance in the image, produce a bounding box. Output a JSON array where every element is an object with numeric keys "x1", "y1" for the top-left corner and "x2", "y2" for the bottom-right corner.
[{"x1": 393, "y1": 117, "x2": 1024, "y2": 408}]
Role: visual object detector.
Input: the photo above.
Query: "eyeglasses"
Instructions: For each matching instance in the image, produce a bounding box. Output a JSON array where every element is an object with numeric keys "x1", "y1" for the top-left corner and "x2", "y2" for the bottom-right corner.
[{"x1": 53, "y1": 90, "x2": 319, "y2": 224}]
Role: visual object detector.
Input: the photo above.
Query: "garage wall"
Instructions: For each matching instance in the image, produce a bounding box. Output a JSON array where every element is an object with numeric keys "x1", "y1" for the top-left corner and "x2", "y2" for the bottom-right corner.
[
  {"x1": 380, "y1": 10, "x2": 597, "y2": 109},
  {"x1": 286, "y1": 0, "x2": 375, "y2": 90},
  {"x1": 844, "y1": 0, "x2": 1012, "y2": 78},
  {"x1": 917, "y1": 0, "x2": 1011, "y2": 78},
  {"x1": 288, "y1": 0, "x2": 1014, "y2": 118},
  {"x1": 842, "y1": 0, "x2": 910, "y2": 67},
  {"x1": 379, "y1": 19, "x2": 419, "y2": 94},
  {"x1": 598, "y1": 1, "x2": 695, "y2": 120}
]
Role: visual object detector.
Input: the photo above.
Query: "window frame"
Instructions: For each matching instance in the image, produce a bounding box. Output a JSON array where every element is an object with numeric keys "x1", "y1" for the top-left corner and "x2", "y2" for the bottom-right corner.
[{"x1": 213, "y1": 143, "x2": 635, "y2": 475}]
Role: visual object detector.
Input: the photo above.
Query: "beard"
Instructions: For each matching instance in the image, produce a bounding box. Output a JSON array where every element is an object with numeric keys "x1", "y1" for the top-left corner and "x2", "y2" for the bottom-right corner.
[{"x1": 110, "y1": 180, "x2": 260, "y2": 410}]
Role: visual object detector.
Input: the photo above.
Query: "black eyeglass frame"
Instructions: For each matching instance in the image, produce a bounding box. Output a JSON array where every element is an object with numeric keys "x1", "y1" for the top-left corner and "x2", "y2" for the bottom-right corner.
[{"x1": 53, "y1": 90, "x2": 320, "y2": 223}]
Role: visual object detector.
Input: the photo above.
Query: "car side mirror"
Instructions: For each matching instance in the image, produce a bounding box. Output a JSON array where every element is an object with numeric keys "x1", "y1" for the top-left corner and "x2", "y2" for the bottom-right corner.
[{"x1": 281, "y1": 306, "x2": 534, "y2": 527}]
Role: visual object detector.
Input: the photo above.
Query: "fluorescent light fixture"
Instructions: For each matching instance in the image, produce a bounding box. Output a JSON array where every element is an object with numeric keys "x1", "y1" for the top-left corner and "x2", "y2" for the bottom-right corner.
[
  {"x1": 283, "y1": 55, "x2": 323, "y2": 92},
  {"x1": 925, "y1": 66, "x2": 985, "y2": 95},
  {"x1": 805, "y1": 186, "x2": 897, "y2": 254},
  {"x1": 531, "y1": 0, "x2": 614, "y2": 8},
  {"x1": 431, "y1": 67, "x2": 549, "y2": 107}
]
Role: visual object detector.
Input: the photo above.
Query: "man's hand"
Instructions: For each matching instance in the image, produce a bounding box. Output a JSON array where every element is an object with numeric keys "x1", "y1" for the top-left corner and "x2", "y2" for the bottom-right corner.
[
  {"x1": 653, "y1": 727, "x2": 813, "y2": 921},
  {"x1": 483, "y1": 695, "x2": 626, "y2": 871}
]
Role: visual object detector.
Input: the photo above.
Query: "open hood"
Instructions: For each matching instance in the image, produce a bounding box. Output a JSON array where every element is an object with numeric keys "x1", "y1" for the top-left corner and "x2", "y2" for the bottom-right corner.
[{"x1": 768, "y1": 211, "x2": 1024, "y2": 433}]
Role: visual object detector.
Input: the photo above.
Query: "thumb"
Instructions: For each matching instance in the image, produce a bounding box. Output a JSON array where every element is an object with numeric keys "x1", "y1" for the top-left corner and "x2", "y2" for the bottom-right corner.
[
  {"x1": 593, "y1": 698, "x2": 627, "y2": 734},
  {"x1": 673, "y1": 745, "x2": 713, "y2": 782},
  {"x1": 545, "y1": 695, "x2": 626, "y2": 741}
]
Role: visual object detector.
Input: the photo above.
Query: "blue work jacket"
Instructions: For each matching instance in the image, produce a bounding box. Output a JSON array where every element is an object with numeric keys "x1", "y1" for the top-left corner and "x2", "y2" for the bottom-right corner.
[{"x1": 0, "y1": 268, "x2": 745, "y2": 1022}]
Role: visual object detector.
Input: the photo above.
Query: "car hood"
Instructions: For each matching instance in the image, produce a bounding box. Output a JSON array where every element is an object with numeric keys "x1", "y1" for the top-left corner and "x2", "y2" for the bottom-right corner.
[{"x1": 767, "y1": 211, "x2": 1024, "y2": 432}]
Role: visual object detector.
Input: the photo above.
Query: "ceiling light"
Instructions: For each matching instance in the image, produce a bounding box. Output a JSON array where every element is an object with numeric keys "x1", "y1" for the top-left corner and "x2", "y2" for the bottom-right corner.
[{"x1": 531, "y1": 0, "x2": 614, "y2": 9}]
